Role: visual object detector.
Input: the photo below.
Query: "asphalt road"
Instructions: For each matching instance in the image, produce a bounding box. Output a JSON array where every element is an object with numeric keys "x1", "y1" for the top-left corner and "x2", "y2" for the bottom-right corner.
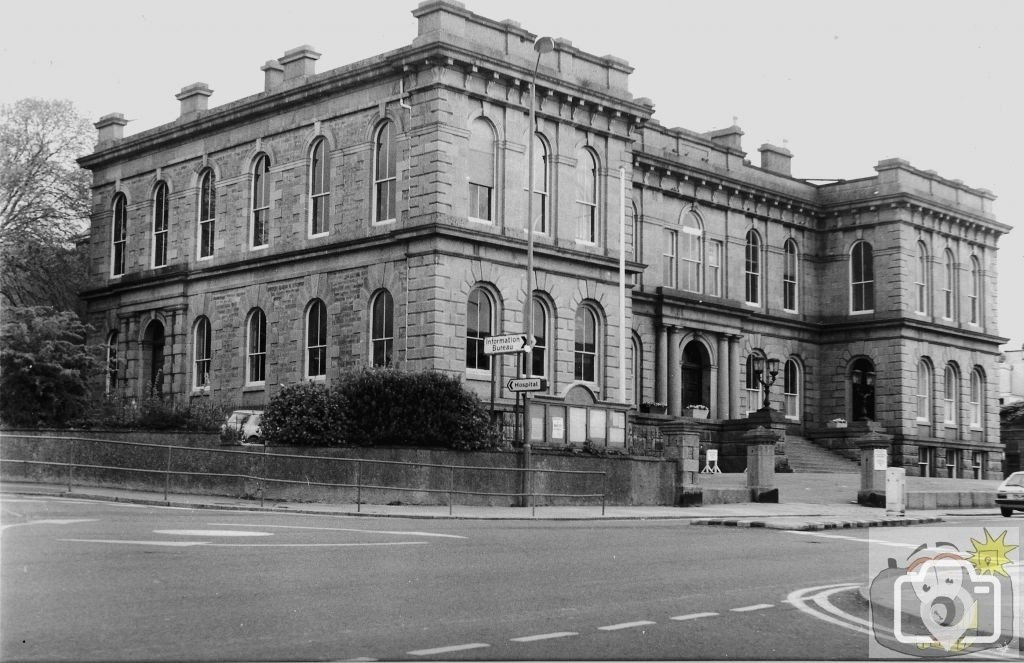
[{"x1": 1, "y1": 494, "x2": 1019, "y2": 662}]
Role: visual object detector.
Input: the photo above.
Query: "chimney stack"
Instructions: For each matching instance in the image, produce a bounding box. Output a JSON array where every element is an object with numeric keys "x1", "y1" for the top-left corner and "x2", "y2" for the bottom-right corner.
[
  {"x1": 758, "y1": 143, "x2": 793, "y2": 176},
  {"x1": 95, "y1": 113, "x2": 128, "y2": 146},
  {"x1": 176, "y1": 83, "x2": 213, "y2": 118},
  {"x1": 706, "y1": 125, "x2": 744, "y2": 154},
  {"x1": 262, "y1": 59, "x2": 284, "y2": 92},
  {"x1": 279, "y1": 45, "x2": 321, "y2": 82}
]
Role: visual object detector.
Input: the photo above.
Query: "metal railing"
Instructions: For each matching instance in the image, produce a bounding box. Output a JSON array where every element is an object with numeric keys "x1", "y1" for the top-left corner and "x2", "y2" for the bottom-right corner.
[{"x1": 0, "y1": 434, "x2": 608, "y2": 516}]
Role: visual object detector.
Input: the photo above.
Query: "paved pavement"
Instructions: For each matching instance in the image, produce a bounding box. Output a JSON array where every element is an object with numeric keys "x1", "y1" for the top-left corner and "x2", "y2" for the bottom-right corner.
[{"x1": 0, "y1": 475, "x2": 1002, "y2": 531}]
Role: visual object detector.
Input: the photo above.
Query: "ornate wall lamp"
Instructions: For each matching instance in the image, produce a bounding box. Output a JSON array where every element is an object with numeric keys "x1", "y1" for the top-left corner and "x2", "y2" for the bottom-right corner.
[
  {"x1": 753, "y1": 356, "x2": 781, "y2": 410},
  {"x1": 851, "y1": 367, "x2": 876, "y2": 420}
]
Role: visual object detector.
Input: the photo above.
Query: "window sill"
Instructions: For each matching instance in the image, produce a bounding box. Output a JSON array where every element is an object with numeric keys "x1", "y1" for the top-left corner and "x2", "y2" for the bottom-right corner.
[
  {"x1": 373, "y1": 218, "x2": 397, "y2": 227},
  {"x1": 308, "y1": 232, "x2": 329, "y2": 240},
  {"x1": 468, "y1": 217, "x2": 493, "y2": 225},
  {"x1": 243, "y1": 384, "x2": 266, "y2": 392}
]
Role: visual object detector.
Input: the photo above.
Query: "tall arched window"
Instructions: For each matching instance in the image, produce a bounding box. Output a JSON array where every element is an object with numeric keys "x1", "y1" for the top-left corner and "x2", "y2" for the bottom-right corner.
[
  {"x1": 468, "y1": 119, "x2": 495, "y2": 222},
  {"x1": 310, "y1": 138, "x2": 331, "y2": 236},
  {"x1": 916, "y1": 359, "x2": 933, "y2": 423},
  {"x1": 194, "y1": 317, "x2": 211, "y2": 389},
  {"x1": 681, "y1": 211, "x2": 703, "y2": 293},
  {"x1": 631, "y1": 334, "x2": 642, "y2": 407},
  {"x1": 783, "y1": 359, "x2": 800, "y2": 420},
  {"x1": 663, "y1": 228, "x2": 677, "y2": 288},
  {"x1": 251, "y1": 154, "x2": 271, "y2": 248},
  {"x1": 306, "y1": 300, "x2": 327, "y2": 379},
  {"x1": 942, "y1": 249, "x2": 956, "y2": 320},
  {"x1": 529, "y1": 298, "x2": 549, "y2": 379},
  {"x1": 850, "y1": 241, "x2": 874, "y2": 313},
  {"x1": 466, "y1": 288, "x2": 493, "y2": 371},
  {"x1": 575, "y1": 149, "x2": 598, "y2": 243},
  {"x1": 629, "y1": 202, "x2": 641, "y2": 285},
  {"x1": 247, "y1": 308, "x2": 267, "y2": 385},
  {"x1": 943, "y1": 364, "x2": 959, "y2": 427},
  {"x1": 528, "y1": 133, "x2": 549, "y2": 233},
  {"x1": 744, "y1": 230, "x2": 761, "y2": 305},
  {"x1": 969, "y1": 255, "x2": 981, "y2": 325},
  {"x1": 914, "y1": 241, "x2": 929, "y2": 315},
  {"x1": 574, "y1": 306, "x2": 598, "y2": 382},
  {"x1": 783, "y1": 239, "x2": 799, "y2": 312},
  {"x1": 745, "y1": 352, "x2": 765, "y2": 415},
  {"x1": 374, "y1": 121, "x2": 396, "y2": 223},
  {"x1": 198, "y1": 169, "x2": 216, "y2": 258},
  {"x1": 152, "y1": 182, "x2": 169, "y2": 268},
  {"x1": 105, "y1": 331, "x2": 118, "y2": 394},
  {"x1": 111, "y1": 193, "x2": 127, "y2": 276},
  {"x1": 371, "y1": 290, "x2": 394, "y2": 368},
  {"x1": 969, "y1": 368, "x2": 984, "y2": 429}
]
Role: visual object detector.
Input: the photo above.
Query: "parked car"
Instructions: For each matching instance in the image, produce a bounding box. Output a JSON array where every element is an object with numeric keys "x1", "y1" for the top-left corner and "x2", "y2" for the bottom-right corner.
[
  {"x1": 220, "y1": 410, "x2": 263, "y2": 445},
  {"x1": 995, "y1": 471, "x2": 1024, "y2": 517}
]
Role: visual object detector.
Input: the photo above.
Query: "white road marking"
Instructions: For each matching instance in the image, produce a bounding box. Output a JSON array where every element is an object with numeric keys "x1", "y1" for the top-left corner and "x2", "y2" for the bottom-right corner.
[
  {"x1": 786, "y1": 583, "x2": 870, "y2": 636},
  {"x1": 730, "y1": 604, "x2": 774, "y2": 613},
  {"x1": 60, "y1": 539, "x2": 207, "y2": 547},
  {"x1": 597, "y1": 620, "x2": 656, "y2": 631},
  {"x1": 510, "y1": 632, "x2": 578, "y2": 642},
  {"x1": 407, "y1": 643, "x2": 489, "y2": 656},
  {"x1": 1, "y1": 518, "x2": 97, "y2": 532},
  {"x1": 785, "y1": 530, "x2": 919, "y2": 548},
  {"x1": 210, "y1": 523, "x2": 467, "y2": 539},
  {"x1": 670, "y1": 612, "x2": 719, "y2": 621},
  {"x1": 60, "y1": 539, "x2": 428, "y2": 548},
  {"x1": 153, "y1": 529, "x2": 273, "y2": 537}
]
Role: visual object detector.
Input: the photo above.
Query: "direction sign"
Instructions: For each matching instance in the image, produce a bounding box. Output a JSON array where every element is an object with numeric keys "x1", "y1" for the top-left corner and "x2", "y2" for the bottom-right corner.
[
  {"x1": 483, "y1": 334, "x2": 530, "y2": 355},
  {"x1": 505, "y1": 377, "x2": 547, "y2": 392}
]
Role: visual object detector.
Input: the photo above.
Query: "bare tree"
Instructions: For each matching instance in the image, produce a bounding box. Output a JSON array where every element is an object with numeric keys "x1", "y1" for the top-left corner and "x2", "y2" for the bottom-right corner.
[{"x1": 0, "y1": 99, "x2": 94, "y2": 311}]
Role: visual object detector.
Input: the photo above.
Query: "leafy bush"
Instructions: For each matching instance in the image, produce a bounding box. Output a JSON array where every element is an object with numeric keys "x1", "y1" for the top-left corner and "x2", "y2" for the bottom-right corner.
[
  {"x1": 332, "y1": 369, "x2": 496, "y2": 450},
  {"x1": 261, "y1": 382, "x2": 346, "y2": 447}
]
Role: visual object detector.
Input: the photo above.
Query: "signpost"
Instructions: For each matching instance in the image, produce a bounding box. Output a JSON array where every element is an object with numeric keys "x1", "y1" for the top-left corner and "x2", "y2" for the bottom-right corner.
[
  {"x1": 484, "y1": 334, "x2": 530, "y2": 355},
  {"x1": 506, "y1": 377, "x2": 547, "y2": 393}
]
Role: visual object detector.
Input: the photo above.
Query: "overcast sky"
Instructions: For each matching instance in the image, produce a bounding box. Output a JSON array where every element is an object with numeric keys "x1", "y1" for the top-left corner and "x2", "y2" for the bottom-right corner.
[{"x1": 4, "y1": 0, "x2": 1022, "y2": 348}]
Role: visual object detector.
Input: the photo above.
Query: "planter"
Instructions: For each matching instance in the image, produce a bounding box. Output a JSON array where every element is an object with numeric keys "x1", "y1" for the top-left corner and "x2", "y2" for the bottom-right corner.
[
  {"x1": 826, "y1": 421, "x2": 848, "y2": 429},
  {"x1": 684, "y1": 407, "x2": 709, "y2": 419},
  {"x1": 641, "y1": 404, "x2": 667, "y2": 415}
]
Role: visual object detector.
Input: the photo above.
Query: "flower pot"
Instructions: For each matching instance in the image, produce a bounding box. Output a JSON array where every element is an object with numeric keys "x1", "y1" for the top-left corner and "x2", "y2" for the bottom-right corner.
[
  {"x1": 642, "y1": 404, "x2": 667, "y2": 415},
  {"x1": 684, "y1": 407, "x2": 709, "y2": 419},
  {"x1": 826, "y1": 421, "x2": 847, "y2": 429}
]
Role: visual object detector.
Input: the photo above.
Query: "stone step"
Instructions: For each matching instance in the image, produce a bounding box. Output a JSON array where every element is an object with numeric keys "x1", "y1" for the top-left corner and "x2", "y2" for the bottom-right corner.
[{"x1": 784, "y1": 435, "x2": 860, "y2": 473}]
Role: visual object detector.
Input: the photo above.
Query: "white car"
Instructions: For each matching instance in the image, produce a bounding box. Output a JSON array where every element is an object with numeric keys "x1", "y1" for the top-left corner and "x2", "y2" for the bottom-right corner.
[
  {"x1": 995, "y1": 471, "x2": 1024, "y2": 517},
  {"x1": 220, "y1": 410, "x2": 263, "y2": 445}
]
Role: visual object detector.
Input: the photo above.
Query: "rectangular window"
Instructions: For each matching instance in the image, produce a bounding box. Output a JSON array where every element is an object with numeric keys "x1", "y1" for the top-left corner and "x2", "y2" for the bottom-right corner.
[
  {"x1": 680, "y1": 226, "x2": 702, "y2": 293},
  {"x1": 707, "y1": 240, "x2": 722, "y2": 297},
  {"x1": 469, "y1": 183, "x2": 492, "y2": 221},
  {"x1": 663, "y1": 229, "x2": 677, "y2": 288}
]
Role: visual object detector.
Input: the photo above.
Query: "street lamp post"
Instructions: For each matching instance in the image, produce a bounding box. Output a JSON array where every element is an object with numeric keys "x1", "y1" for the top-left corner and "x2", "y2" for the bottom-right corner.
[
  {"x1": 851, "y1": 368, "x2": 876, "y2": 420},
  {"x1": 753, "y1": 356, "x2": 781, "y2": 410}
]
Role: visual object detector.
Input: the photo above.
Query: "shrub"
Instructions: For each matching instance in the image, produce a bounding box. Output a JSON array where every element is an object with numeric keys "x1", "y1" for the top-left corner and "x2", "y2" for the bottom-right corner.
[
  {"x1": 261, "y1": 382, "x2": 346, "y2": 447},
  {"x1": 334, "y1": 369, "x2": 496, "y2": 450}
]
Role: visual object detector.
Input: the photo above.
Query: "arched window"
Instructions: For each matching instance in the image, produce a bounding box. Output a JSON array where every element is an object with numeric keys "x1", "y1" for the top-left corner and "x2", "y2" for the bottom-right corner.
[
  {"x1": 914, "y1": 241, "x2": 929, "y2": 315},
  {"x1": 744, "y1": 229, "x2": 761, "y2": 305},
  {"x1": 306, "y1": 300, "x2": 327, "y2": 378},
  {"x1": 969, "y1": 255, "x2": 981, "y2": 325},
  {"x1": 251, "y1": 154, "x2": 271, "y2": 248},
  {"x1": 194, "y1": 317, "x2": 211, "y2": 389},
  {"x1": 783, "y1": 239, "x2": 799, "y2": 312},
  {"x1": 530, "y1": 297, "x2": 549, "y2": 379},
  {"x1": 105, "y1": 331, "x2": 118, "y2": 394},
  {"x1": 247, "y1": 308, "x2": 267, "y2": 385},
  {"x1": 527, "y1": 133, "x2": 549, "y2": 233},
  {"x1": 943, "y1": 364, "x2": 959, "y2": 427},
  {"x1": 371, "y1": 290, "x2": 394, "y2": 368},
  {"x1": 310, "y1": 138, "x2": 331, "y2": 236},
  {"x1": 111, "y1": 193, "x2": 127, "y2": 276},
  {"x1": 942, "y1": 249, "x2": 956, "y2": 320},
  {"x1": 631, "y1": 334, "x2": 643, "y2": 407},
  {"x1": 574, "y1": 306, "x2": 598, "y2": 382},
  {"x1": 468, "y1": 119, "x2": 495, "y2": 222},
  {"x1": 575, "y1": 149, "x2": 598, "y2": 243},
  {"x1": 466, "y1": 288, "x2": 493, "y2": 371},
  {"x1": 374, "y1": 121, "x2": 396, "y2": 223},
  {"x1": 745, "y1": 352, "x2": 765, "y2": 415},
  {"x1": 850, "y1": 357, "x2": 876, "y2": 420},
  {"x1": 681, "y1": 211, "x2": 703, "y2": 293},
  {"x1": 783, "y1": 359, "x2": 800, "y2": 420},
  {"x1": 916, "y1": 359, "x2": 933, "y2": 423},
  {"x1": 969, "y1": 368, "x2": 984, "y2": 429},
  {"x1": 850, "y1": 241, "x2": 874, "y2": 313},
  {"x1": 198, "y1": 169, "x2": 216, "y2": 258},
  {"x1": 629, "y1": 202, "x2": 641, "y2": 286},
  {"x1": 153, "y1": 182, "x2": 169, "y2": 268}
]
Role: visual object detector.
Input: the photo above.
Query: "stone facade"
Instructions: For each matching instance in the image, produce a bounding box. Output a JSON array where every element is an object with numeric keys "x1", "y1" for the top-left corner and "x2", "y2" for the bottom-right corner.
[{"x1": 78, "y1": 0, "x2": 1010, "y2": 476}]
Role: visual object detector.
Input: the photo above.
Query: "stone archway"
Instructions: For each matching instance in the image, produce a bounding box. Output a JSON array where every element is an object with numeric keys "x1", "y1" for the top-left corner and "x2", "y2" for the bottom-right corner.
[
  {"x1": 681, "y1": 340, "x2": 711, "y2": 410},
  {"x1": 141, "y1": 320, "x2": 166, "y2": 397}
]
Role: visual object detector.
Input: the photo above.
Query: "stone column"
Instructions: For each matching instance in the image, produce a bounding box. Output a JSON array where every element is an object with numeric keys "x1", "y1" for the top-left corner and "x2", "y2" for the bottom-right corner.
[
  {"x1": 741, "y1": 425, "x2": 780, "y2": 503},
  {"x1": 717, "y1": 334, "x2": 730, "y2": 419},
  {"x1": 655, "y1": 325, "x2": 668, "y2": 406},
  {"x1": 668, "y1": 327, "x2": 682, "y2": 417},
  {"x1": 854, "y1": 422, "x2": 893, "y2": 507},
  {"x1": 728, "y1": 335, "x2": 740, "y2": 419}
]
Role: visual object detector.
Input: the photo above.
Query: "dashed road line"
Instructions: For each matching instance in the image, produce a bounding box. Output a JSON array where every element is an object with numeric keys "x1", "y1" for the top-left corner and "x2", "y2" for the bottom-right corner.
[
  {"x1": 730, "y1": 603, "x2": 774, "y2": 612},
  {"x1": 671, "y1": 611, "x2": 719, "y2": 621},
  {"x1": 510, "y1": 631, "x2": 578, "y2": 642},
  {"x1": 597, "y1": 620, "x2": 656, "y2": 631},
  {"x1": 407, "y1": 643, "x2": 490, "y2": 656}
]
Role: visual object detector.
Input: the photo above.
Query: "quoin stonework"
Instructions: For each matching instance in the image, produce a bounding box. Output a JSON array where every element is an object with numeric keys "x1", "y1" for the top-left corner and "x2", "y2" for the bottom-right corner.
[{"x1": 78, "y1": 0, "x2": 1011, "y2": 478}]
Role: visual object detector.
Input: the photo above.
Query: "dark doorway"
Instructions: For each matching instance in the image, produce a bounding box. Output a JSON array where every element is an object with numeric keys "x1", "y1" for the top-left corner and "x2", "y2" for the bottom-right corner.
[
  {"x1": 850, "y1": 357, "x2": 876, "y2": 421},
  {"x1": 142, "y1": 320, "x2": 166, "y2": 398},
  {"x1": 681, "y1": 341, "x2": 711, "y2": 411}
]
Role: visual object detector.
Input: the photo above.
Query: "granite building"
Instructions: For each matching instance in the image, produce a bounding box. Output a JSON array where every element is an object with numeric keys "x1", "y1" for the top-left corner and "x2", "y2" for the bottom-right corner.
[{"x1": 78, "y1": 0, "x2": 1010, "y2": 476}]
